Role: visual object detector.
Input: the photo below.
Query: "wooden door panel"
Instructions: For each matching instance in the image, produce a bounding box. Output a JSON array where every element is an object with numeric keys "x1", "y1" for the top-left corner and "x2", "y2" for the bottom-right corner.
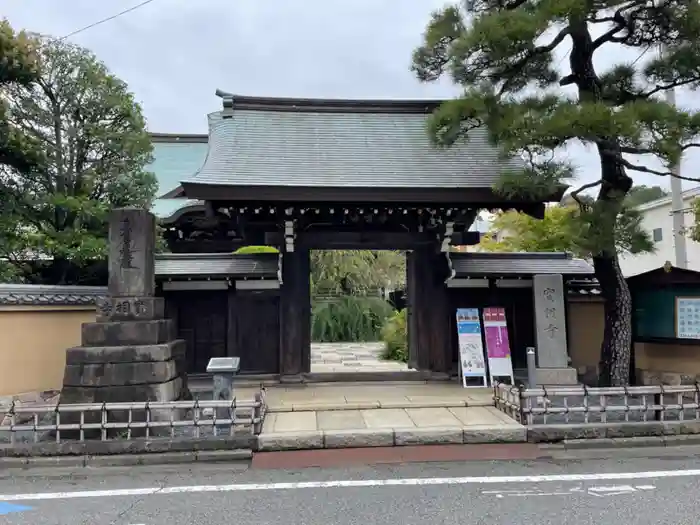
[
  {"x1": 231, "y1": 291, "x2": 280, "y2": 374},
  {"x1": 165, "y1": 290, "x2": 228, "y2": 374}
]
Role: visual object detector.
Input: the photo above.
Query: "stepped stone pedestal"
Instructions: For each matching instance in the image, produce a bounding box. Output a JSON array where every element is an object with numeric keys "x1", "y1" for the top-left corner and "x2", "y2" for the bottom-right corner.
[{"x1": 60, "y1": 209, "x2": 188, "y2": 434}]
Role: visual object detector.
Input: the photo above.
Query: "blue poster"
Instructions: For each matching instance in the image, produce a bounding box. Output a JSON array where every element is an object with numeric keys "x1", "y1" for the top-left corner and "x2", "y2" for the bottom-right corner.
[{"x1": 455, "y1": 308, "x2": 487, "y2": 384}]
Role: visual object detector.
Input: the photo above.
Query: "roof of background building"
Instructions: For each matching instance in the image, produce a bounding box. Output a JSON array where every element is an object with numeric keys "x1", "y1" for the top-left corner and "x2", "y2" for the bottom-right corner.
[{"x1": 634, "y1": 186, "x2": 700, "y2": 212}]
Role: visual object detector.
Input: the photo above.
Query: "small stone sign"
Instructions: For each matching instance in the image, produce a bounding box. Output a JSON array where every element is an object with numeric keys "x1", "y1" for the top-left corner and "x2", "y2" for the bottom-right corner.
[
  {"x1": 108, "y1": 208, "x2": 156, "y2": 298},
  {"x1": 533, "y1": 274, "x2": 569, "y2": 368}
]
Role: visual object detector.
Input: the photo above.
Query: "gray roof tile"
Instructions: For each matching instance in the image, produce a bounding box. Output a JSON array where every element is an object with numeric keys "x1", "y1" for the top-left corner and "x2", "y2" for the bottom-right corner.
[
  {"x1": 0, "y1": 285, "x2": 106, "y2": 306},
  {"x1": 155, "y1": 253, "x2": 279, "y2": 278},
  {"x1": 452, "y1": 252, "x2": 594, "y2": 276},
  {"x1": 183, "y1": 97, "x2": 522, "y2": 189}
]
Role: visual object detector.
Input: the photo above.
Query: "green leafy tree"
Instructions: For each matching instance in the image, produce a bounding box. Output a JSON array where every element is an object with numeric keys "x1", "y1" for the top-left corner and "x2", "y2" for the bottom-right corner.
[
  {"x1": 481, "y1": 199, "x2": 653, "y2": 255},
  {"x1": 0, "y1": 20, "x2": 41, "y2": 283},
  {"x1": 311, "y1": 250, "x2": 405, "y2": 296},
  {"x1": 624, "y1": 185, "x2": 669, "y2": 207},
  {"x1": 690, "y1": 198, "x2": 700, "y2": 242},
  {"x1": 0, "y1": 20, "x2": 40, "y2": 175},
  {"x1": 412, "y1": 0, "x2": 700, "y2": 386},
  {"x1": 0, "y1": 36, "x2": 156, "y2": 284}
]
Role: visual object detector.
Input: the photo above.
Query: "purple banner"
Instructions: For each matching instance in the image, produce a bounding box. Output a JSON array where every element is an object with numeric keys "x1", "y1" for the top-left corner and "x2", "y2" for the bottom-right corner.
[{"x1": 483, "y1": 307, "x2": 511, "y2": 359}]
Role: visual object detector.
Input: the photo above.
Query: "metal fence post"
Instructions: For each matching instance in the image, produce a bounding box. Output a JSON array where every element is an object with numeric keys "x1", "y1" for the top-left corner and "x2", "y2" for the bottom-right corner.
[
  {"x1": 526, "y1": 347, "x2": 537, "y2": 388},
  {"x1": 253, "y1": 392, "x2": 263, "y2": 435}
]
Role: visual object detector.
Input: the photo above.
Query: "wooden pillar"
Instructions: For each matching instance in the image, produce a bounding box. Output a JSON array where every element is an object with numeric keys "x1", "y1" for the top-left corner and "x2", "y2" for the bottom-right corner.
[
  {"x1": 405, "y1": 251, "x2": 418, "y2": 369},
  {"x1": 412, "y1": 246, "x2": 452, "y2": 377},
  {"x1": 279, "y1": 248, "x2": 311, "y2": 379}
]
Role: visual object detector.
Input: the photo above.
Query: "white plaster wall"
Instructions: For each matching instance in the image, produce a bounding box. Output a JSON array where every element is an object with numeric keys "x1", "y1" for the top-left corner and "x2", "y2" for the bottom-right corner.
[{"x1": 619, "y1": 192, "x2": 700, "y2": 276}]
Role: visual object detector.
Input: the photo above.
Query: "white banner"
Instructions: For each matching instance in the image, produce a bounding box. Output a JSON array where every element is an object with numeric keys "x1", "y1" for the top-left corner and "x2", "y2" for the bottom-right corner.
[{"x1": 455, "y1": 308, "x2": 487, "y2": 388}]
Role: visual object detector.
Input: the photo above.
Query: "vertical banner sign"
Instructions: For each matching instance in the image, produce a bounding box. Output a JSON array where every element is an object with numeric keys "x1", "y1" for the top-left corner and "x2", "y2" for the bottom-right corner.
[
  {"x1": 455, "y1": 308, "x2": 488, "y2": 388},
  {"x1": 483, "y1": 307, "x2": 515, "y2": 385}
]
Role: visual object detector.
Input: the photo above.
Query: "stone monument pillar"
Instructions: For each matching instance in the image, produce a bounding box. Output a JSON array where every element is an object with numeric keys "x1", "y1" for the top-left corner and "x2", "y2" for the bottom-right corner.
[
  {"x1": 60, "y1": 208, "x2": 188, "y2": 407},
  {"x1": 532, "y1": 274, "x2": 578, "y2": 385}
]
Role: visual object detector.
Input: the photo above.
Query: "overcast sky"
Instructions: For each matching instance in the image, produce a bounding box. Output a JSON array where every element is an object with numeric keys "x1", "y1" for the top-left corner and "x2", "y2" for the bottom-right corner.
[{"x1": 2, "y1": 0, "x2": 698, "y2": 191}]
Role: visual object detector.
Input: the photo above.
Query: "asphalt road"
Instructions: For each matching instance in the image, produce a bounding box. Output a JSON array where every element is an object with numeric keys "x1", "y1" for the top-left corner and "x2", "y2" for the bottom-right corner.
[{"x1": 2, "y1": 453, "x2": 700, "y2": 525}]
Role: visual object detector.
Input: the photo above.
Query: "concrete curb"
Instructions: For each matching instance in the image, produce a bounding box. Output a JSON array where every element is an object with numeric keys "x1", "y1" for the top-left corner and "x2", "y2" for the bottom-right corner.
[
  {"x1": 257, "y1": 425, "x2": 526, "y2": 451},
  {"x1": 0, "y1": 449, "x2": 252, "y2": 469},
  {"x1": 553, "y1": 434, "x2": 700, "y2": 451},
  {"x1": 526, "y1": 421, "x2": 700, "y2": 443},
  {"x1": 0, "y1": 436, "x2": 256, "y2": 458},
  {"x1": 267, "y1": 399, "x2": 493, "y2": 413}
]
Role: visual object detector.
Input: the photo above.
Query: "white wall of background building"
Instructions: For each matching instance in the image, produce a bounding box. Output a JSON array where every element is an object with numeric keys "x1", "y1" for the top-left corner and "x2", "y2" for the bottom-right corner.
[{"x1": 619, "y1": 187, "x2": 700, "y2": 276}]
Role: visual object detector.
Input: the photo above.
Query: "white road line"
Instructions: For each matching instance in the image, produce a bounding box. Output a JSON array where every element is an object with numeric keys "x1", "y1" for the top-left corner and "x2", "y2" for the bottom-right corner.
[
  {"x1": 588, "y1": 485, "x2": 636, "y2": 492},
  {"x1": 0, "y1": 469, "x2": 694, "y2": 502}
]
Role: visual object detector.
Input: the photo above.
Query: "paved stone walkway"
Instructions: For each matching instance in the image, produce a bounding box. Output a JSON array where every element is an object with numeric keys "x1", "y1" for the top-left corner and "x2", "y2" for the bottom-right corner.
[
  {"x1": 310, "y1": 342, "x2": 409, "y2": 373},
  {"x1": 258, "y1": 403, "x2": 525, "y2": 451},
  {"x1": 263, "y1": 405, "x2": 518, "y2": 433},
  {"x1": 237, "y1": 383, "x2": 494, "y2": 412},
  {"x1": 249, "y1": 383, "x2": 526, "y2": 451}
]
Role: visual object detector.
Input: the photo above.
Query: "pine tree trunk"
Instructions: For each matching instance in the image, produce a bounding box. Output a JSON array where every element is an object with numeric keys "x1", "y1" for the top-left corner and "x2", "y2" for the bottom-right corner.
[
  {"x1": 593, "y1": 254, "x2": 633, "y2": 387},
  {"x1": 566, "y1": 20, "x2": 635, "y2": 387}
]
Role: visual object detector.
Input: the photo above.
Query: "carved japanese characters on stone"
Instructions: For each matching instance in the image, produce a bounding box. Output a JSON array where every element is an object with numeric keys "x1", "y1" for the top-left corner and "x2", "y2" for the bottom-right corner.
[
  {"x1": 107, "y1": 208, "x2": 156, "y2": 297},
  {"x1": 119, "y1": 217, "x2": 136, "y2": 270},
  {"x1": 544, "y1": 323, "x2": 559, "y2": 338}
]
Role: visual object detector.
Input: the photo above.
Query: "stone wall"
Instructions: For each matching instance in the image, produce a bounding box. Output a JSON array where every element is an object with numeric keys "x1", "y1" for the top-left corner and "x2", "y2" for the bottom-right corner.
[
  {"x1": 0, "y1": 285, "x2": 105, "y2": 397},
  {"x1": 566, "y1": 297, "x2": 605, "y2": 385},
  {"x1": 635, "y1": 341, "x2": 700, "y2": 385}
]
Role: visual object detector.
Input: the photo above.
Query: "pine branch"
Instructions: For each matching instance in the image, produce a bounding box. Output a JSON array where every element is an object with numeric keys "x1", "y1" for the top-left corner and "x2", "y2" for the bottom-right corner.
[
  {"x1": 642, "y1": 76, "x2": 700, "y2": 97},
  {"x1": 615, "y1": 155, "x2": 700, "y2": 182},
  {"x1": 571, "y1": 180, "x2": 602, "y2": 209}
]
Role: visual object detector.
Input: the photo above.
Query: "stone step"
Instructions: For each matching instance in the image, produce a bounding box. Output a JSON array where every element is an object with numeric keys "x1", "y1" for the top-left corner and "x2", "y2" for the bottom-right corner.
[
  {"x1": 63, "y1": 360, "x2": 180, "y2": 388},
  {"x1": 65, "y1": 340, "x2": 186, "y2": 365},
  {"x1": 81, "y1": 319, "x2": 176, "y2": 347},
  {"x1": 60, "y1": 377, "x2": 183, "y2": 404}
]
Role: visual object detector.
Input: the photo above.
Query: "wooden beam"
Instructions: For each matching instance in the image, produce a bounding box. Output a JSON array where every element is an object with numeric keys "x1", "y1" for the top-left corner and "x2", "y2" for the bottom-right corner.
[{"x1": 298, "y1": 232, "x2": 435, "y2": 250}]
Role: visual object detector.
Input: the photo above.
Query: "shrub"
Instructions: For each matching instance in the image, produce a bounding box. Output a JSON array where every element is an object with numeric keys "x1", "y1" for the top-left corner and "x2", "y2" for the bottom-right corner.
[
  {"x1": 381, "y1": 309, "x2": 408, "y2": 363},
  {"x1": 234, "y1": 245, "x2": 279, "y2": 254},
  {"x1": 311, "y1": 296, "x2": 395, "y2": 342}
]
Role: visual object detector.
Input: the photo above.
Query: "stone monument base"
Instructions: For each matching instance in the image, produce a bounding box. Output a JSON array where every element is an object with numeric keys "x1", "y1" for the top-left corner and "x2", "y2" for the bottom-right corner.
[
  {"x1": 60, "y1": 316, "x2": 189, "y2": 438},
  {"x1": 535, "y1": 367, "x2": 578, "y2": 386},
  {"x1": 58, "y1": 209, "x2": 190, "y2": 439}
]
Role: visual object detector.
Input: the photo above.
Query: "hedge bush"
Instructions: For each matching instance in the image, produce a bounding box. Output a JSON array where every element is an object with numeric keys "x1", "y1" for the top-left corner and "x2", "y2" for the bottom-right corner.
[
  {"x1": 234, "y1": 245, "x2": 279, "y2": 254},
  {"x1": 381, "y1": 309, "x2": 408, "y2": 363},
  {"x1": 311, "y1": 296, "x2": 395, "y2": 342}
]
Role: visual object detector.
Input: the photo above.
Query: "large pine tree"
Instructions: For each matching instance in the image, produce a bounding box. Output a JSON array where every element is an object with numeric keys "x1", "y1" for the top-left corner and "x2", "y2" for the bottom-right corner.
[{"x1": 412, "y1": 0, "x2": 700, "y2": 386}]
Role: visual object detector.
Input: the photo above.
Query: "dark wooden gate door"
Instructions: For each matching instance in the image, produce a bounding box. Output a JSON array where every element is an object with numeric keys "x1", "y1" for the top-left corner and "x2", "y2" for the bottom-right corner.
[
  {"x1": 172, "y1": 290, "x2": 228, "y2": 373},
  {"x1": 230, "y1": 290, "x2": 280, "y2": 374}
]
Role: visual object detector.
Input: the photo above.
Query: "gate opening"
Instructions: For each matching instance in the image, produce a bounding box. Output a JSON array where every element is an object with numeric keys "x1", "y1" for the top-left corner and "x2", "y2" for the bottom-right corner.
[{"x1": 308, "y1": 249, "x2": 413, "y2": 374}]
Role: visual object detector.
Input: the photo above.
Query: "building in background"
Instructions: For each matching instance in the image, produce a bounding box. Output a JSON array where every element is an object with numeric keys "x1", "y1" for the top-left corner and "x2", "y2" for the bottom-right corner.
[
  {"x1": 148, "y1": 133, "x2": 208, "y2": 218},
  {"x1": 619, "y1": 187, "x2": 700, "y2": 276}
]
